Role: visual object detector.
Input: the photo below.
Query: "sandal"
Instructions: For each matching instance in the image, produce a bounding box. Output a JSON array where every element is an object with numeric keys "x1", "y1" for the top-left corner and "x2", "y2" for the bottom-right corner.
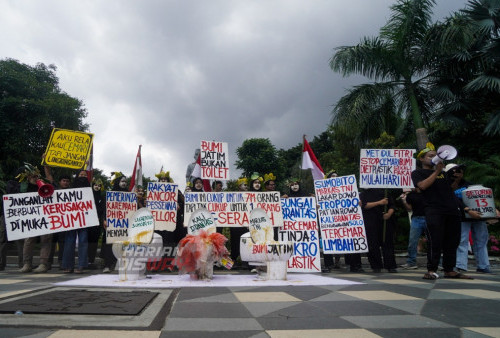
[
  {"x1": 423, "y1": 272, "x2": 439, "y2": 280},
  {"x1": 444, "y1": 272, "x2": 473, "y2": 279}
]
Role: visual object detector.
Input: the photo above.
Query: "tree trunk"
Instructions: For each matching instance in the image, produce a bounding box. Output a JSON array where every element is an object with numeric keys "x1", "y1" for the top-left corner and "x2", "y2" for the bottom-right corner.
[{"x1": 415, "y1": 128, "x2": 429, "y2": 151}]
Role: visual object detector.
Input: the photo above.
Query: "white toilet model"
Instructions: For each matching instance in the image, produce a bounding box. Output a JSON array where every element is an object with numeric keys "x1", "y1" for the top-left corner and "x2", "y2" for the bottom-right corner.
[
  {"x1": 240, "y1": 208, "x2": 293, "y2": 280},
  {"x1": 112, "y1": 208, "x2": 164, "y2": 281}
]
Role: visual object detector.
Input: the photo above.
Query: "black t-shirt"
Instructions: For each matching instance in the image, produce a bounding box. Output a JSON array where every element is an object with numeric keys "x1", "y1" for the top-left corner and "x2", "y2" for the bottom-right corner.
[
  {"x1": 360, "y1": 188, "x2": 395, "y2": 225},
  {"x1": 405, "y1": 191, "x2": 425, "y2": 217},
  {"x1": 411, "y1": 169, "x2": 460, "y2": 215}
]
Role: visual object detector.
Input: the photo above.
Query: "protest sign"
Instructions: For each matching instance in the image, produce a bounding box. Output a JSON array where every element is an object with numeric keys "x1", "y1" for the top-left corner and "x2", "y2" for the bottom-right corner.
[
  {"x1": 187, "y1": 208, "x2": 216, "y2": 235},
  {"x1": 3, "y1": 187, "x2": 99, "y2": 241},
  {"x1": 42, "y1": 128, "x2": 94, "y2": 170},
  {"x1": 200, "y1": 140, "x2": 229, "y2": 180},
  {"x1": 184, "y1": 191, "x2": 282, "y2": 227},
  {"x1": 279, "y1": 197, "x2": 321, "y2": 272},
  {"x1": 128, "y1": 208, "x2": 155, "y2": 244},
  {"x1": 106, "y1": 191, "x2": 137, "y2": 243},
  {"x1": 145, "y1": 182, "x2": 178, "y2": 231},
  {"x1": 359, "y1": 149, "x2": 416, "y2": 188},
  {"x1": 315, "y1": 175, "x2": 368, "y2": 254}
]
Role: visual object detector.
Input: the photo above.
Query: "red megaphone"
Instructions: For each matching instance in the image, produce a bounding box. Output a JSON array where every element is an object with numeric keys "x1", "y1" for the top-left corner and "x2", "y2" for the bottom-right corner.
[{"x1": 36, "y1": 179, "x2": 54, "y2": 198}]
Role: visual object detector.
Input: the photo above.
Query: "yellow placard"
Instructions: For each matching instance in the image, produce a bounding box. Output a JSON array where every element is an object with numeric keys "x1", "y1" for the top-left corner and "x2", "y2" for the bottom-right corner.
[{"x1": 42, "y1": 128, "x2": 94, "y2": 169}]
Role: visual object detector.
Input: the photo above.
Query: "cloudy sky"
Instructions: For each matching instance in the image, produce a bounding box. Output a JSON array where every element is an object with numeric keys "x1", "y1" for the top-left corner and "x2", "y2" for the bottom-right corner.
[{"x1": 0, "y1": 0, "x2": 466, "y2": 188}]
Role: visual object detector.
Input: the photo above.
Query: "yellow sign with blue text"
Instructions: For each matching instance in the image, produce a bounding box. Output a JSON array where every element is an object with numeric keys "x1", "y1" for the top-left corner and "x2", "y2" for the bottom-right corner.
[{"x1": 42, "y1": 128, "x2": 94, "y2": 169}]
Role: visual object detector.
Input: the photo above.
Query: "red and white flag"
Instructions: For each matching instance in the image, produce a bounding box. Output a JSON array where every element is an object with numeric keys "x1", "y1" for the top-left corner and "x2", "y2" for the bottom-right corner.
[
  {"x1": 129, "y1": 145, "x2": 143, "y2": 192},
  {"x1": 302, "y1": 136, "x2": 324, "y2": 180},
  {"x1": 192, "y1": 152, "x2": 212, "y2": 192}
]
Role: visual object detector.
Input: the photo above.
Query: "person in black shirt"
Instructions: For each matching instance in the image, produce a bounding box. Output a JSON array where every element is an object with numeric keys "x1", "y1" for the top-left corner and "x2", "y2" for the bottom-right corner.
[
  {"x1": 360, "y1": 188, "x2": 397, "y2": 273},
  {"x1": 411, "y1": 143, "x2": 472, "y2": 279}
]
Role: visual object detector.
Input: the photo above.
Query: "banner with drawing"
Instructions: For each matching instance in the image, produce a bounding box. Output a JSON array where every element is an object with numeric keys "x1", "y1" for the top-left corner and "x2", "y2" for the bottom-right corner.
[
  {"x1": 278, "y1": 196, "x2": 321, "y2": 273},
  {"x1": 3, "y1": 188, "x2": 99, "y2": 241},
  {"x1": 184, "y1": 191, "x2": 282, "y2": 228},
  {"x1": 146, "y1": 182, "x2": 178, "y2": 231},
  {"x1": 200, "y1": 140, "x2": 229, "y2": 180},
  {"x1": 42, "y1": 128, "x2": 94, "y2": 170},
  {"x1": 359, "y1": 149, "x2": 416, "y2": 188},
  {"x1": 315, "y1": 175, "x2": 368, "y2": 254},
  {"x1": 106, "y1": 191, "x2": 137, "y2": 243}
]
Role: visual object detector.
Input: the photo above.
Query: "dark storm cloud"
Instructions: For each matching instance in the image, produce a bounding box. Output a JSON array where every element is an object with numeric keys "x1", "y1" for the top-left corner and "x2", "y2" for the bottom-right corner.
[{"x1": 0, "y1": 0, "x2": 467, "y2": 186}]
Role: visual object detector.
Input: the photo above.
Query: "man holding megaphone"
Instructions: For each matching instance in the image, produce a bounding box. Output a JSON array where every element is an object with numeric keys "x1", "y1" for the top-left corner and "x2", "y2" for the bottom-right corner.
[
  {"x1": 411, "y1": 143, "x2": 473, "y2": 280},
  {"x1": 12, "y1": 163, "x2": 56, "y2": 273}
]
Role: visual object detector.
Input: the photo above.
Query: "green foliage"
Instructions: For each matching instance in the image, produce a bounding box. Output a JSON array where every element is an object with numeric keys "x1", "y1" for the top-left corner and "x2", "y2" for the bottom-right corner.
[
  {"x1": 0, "y1": 58, "x2": 88, "y2": 179},
  {"x1": 429, "y1": 0, "x2": 500, "y2": 136},
  {"x1": 330, "y1": 0, "x2": 438, "y2": 137},
  {"x1": 235, "y1": 138, "x2": 283, "y2": 179},
  {"x1": 224, "y1": 179, "x2": 239, "y2": 192}
]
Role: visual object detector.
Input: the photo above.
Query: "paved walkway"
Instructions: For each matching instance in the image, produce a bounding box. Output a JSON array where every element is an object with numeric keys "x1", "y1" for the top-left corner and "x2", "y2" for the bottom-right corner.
[{"x1": 0, "y1": 257, "x2": 499, "y2": 338}]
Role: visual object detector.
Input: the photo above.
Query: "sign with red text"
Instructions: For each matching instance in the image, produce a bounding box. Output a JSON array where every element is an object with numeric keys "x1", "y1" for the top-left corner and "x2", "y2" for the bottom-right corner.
[
  {"x1": 200, "y1": 140, "x2": 229, "y2": 180},
  {"x1": 184, "y1": 191, "x2": 282, "y2": 227},
  {"x1": 42, "y1": 128, "x2": 94, "y2": 170},
  {"x1": 106, "y1": 191, "x2": 137, "y2": 243},
  {"x1": 278, "y1": 197, "x2": 320, "y2": 273},
  {"x1": 3, "y1": 188, "x2": 99, "y2": 241},
  {"x1": 146, "y1": 182, "x2": 178, "y2": 231},
  {"x1": 315, "y1": 175, "x2": 368, "y2": 254},
  {"x1": 359, "y1": 149, "x2": 416, "y2": 188}
]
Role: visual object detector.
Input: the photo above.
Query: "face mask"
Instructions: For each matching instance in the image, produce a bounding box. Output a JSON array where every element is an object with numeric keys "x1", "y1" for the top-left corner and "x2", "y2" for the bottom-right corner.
[
  {"x1": 291, "y1": 184, "x2": 299, "y2": 192},
  {"x1": 119, "y1": 178, "x2": 127, "y2": 188}
]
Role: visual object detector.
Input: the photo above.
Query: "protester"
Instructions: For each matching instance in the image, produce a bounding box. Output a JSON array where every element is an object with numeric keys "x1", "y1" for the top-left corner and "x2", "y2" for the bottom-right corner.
[
  {"x1": 212, "y1": 180, "x2": 223, "y2": 192},
  {"x1": 360, "y1": 188, "x2": 398, "y2": 273},
  {"x1": 281, "y1": 178, "x2": 307, "y2": 198},
  {"x1": 399, "y1": 188, "x2": 427, "y2": 269},
  {"x1": 136, "y1": 185, "x2": 146, "y2": 208},
  {"x1": 321, "y1": 170, "x2": 356, "y2": 271},
  {"x1": 263, "y1": 173, "x2": 277, "y2": 192},
  {"x1": 249, "y1": 173, "x2": 263, "y2": 192},
  {"x1": 101, "y1": 172, "x2": 127, "y2": 273},
  {"x1": 17, "y1": 163, "x2": 55, "y2": 273},
  {"x1": 445, "y1": 163, "x2": 500, "y2": 274},
  {"x1": 48, "y1": 174, "x2": 71, "y2": 270},
  {"x1": 149, "y1": 169, "x2": 186, "y2": 272},
  {"x1": 191, "y1": 177, "x2": 205, "y2": 192},
  {"x1": 411, "y1": 143, "x2": 472, "y2": 280},
  {"x1": 89, "y1": 178, "x2": 105, "y2": 269},
  {"x1": 231, "y1": 173, "x2": 261, "y2": 268},
  {"x1": 61, "y1": 170, "x2": 91, "y2": 273}
]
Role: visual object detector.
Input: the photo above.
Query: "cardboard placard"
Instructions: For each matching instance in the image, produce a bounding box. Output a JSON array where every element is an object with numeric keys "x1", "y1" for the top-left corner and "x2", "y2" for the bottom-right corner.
[
  {"x1": 184, "y1": 191, "x2": 282, "y2": 227},
  {"x1": 3, "y1": 187, "x2": 99, "y2": 240},
  {"x1": 279, "y1": 197, "x2": 321, "y2": 273},
  {"x1": 42, "y1": 128, "x2": 94, "y2": 169},
  {"x1": 106, "y1": 191, "x2": 137, "y2": 243},
  {"x1": 200, "y1": 140, "x2": 229, "y2": 180},
  {"x1": 359, "y1": 149, "x2": 416, "y2": 188},
  {"x1": 145, "y1": 182, "x2": 178, "y2": 231},
  {"x1": 315, "y1": 175, "x2": 368, "y2": 254}
]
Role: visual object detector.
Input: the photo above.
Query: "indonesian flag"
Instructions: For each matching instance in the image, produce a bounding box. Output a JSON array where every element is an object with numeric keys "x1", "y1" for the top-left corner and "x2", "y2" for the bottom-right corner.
[
  {"x1": 302, "y1": 136, "x2": 324, "y2": 180},
  {"x1": 192, "y1": 152, "x2": 212, "y2": 192},
  {"x1": 129, "y1": 145, "x2": 143, "y2": 192}
]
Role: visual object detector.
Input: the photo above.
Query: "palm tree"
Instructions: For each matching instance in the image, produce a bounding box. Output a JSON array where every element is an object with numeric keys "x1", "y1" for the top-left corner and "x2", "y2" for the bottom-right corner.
[
  {"x1": 429, "y1": 0, "x2": 500, "y2": 136},
  {"x1": 330, "y1": 0, "x2": 438, "y2": 149}
]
